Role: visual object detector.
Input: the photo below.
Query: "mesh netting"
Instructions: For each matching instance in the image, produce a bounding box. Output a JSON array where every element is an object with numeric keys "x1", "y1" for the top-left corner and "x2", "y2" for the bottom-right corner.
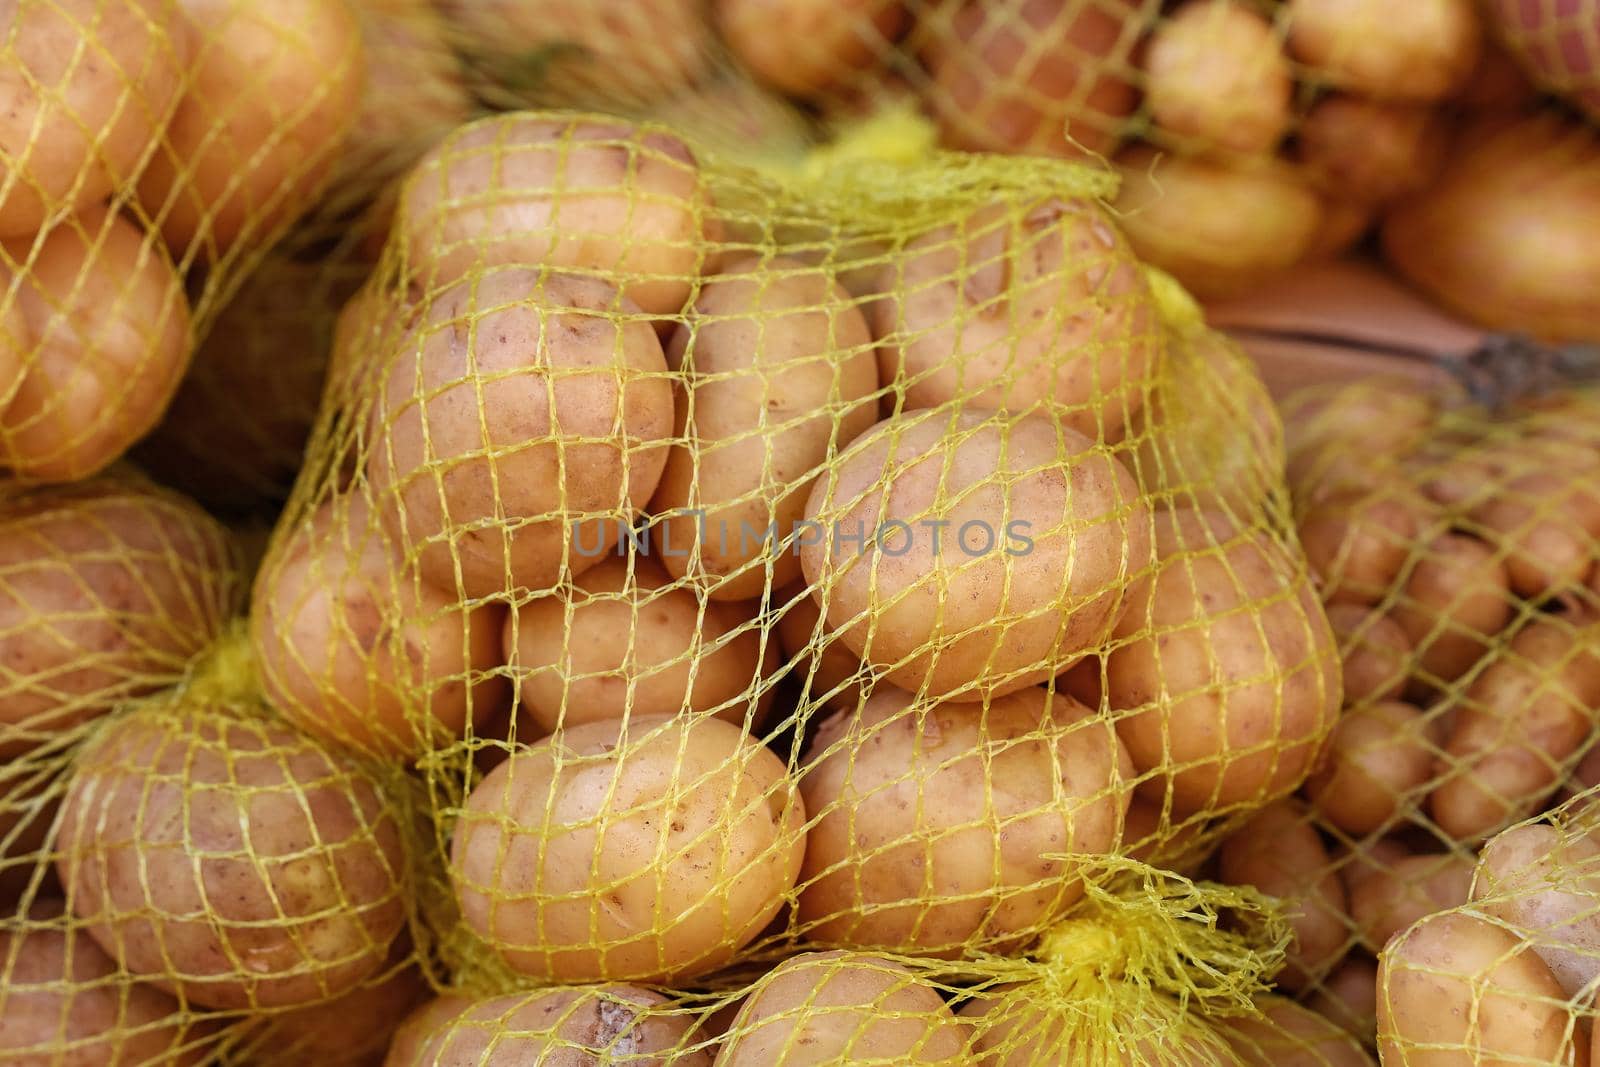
[{"x1": 1484, "y1": 0, "x2": 1600, "y2": 121}]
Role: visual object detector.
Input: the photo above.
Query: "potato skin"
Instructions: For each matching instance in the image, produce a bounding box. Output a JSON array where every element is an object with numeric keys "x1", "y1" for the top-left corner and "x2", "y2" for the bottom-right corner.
[
  {"x1": 1297, "y1": 487, "x2": 1435, "y2": 608},
  {"x1": 798, "y1": 686, "x2": 1129, "y2": 957},
  {"x1": 1348, "y1": 853, "x2": 1473, "y2": 954},
  {"x1": 1298, "y1": 98, "x2": 1448, "y2": 205},
  {"x1": 1378, "y1": 912, "x2": 1583, "y2": 1067},
  {"x1": 449, "y1": 714, "x2": 805, "y2": 984},
  {"x1": 0, "y1": 480, "x2": 234, "y2": 749},
  {"x1": 1308, "y1": 957, "x2": 1380, "y2": 1044},
  {"x1": 801, "y1": 408, "x2": 1152, "y2": 702},
  {"x1": 55, "y1": 704, "x2": 409, "y2": 1010},
  {"x1": 1475, "y1": 823, "x2": 1600, "y2": 1000},
  {"x1": 400, "y1": 114, "x2": 714, "y2": 316},
  {"x1": 719, "y1": 0, "x2": 906, "y2": 98},
  {"x1": 383, "y1": 995, "x2": 473, "y2": 1067},
  {"x1": 1, "y1": 207, "x2": 192, "y2": 483},
  {"x1": 416, "y1": 985, "x2": 709, "y2": 1067},
  {"x1": 926, "y1": 0, "x2": 1140, "y2": 159},
  {"x1": 504, "y1": 553, "x2": 773, "y2": 732},
  {"x1": 715, "y1": 951, "x2": 967, "y2": 1066},
  {"x1": 1222, "y1": 996, "x2": 1375, "y2": 1067},
  {"x1": 871, "y1": 197, "x2": 1160, "y2": 440},
  {"x1": 652, "y1": 255, "x2": 879, "y2": 602},
  {"x1": 247, "y1": 957, "x2": 430, "y2": 1067},
  {"x1": 1286, "y1": 0, "x2": 1482, "y2": 101},
  {"x1": 1145, "y1": 0, "x2": 1292, "y2": 155},
  {"x1": 773, "y1": 583, "x2": 868, "y2": 714},
  {"x1": 1304, "y1": 700, "x2": 1434, "y2": 836},
  {"x1": 367, "y1": 269, "x2": 673, "y2": 599},
  {"x1": 1109, "y1": 510, "x2": 1341, "y2": 818},
  {"x1": 1390, "y1": 532, "x2": 1512, "y2": 686},
  {"x1": 252, "y1": 492, "x2": 509, "y2": 759},
  {"x1": 1325, "y1": 605, "x2": 1413, "y2": 705},
  {"x1": 138, "y1": 0, "x2": 366, "y2": 252},
  {"x1": 0, "y1": 899, "x2": 207, "y2": 1067}
]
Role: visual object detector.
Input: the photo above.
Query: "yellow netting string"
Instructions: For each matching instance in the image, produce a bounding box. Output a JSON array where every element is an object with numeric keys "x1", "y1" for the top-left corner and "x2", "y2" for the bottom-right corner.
[{"x1": 178, "y1": 620, "x2": 260, "y2": 710}]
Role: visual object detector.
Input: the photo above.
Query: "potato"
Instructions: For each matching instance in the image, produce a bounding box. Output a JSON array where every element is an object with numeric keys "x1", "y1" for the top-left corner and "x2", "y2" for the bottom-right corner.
[
  {"x1": 1286, "y1": 0, "x2": 1481, "y2": 100},
  {"x1": 0, "y1": 480, "x2": 234, "y2": 750},
  {"x1": 247, "y1": 956, "x2": 430, "y2": 1067},
  {"x1": 416, "y1": 986, "x2": 708, "y2": 1066},
  {"x1": 1297, "y1": 98, "x2": 1448, "y2": 205},
  {"x1": 651, "y1": 255, "x2": 879, "y2": 601},
  {"x1": 718, "y1": 0, "x2": 905, "y2": 98},
  {"x1": 384, "y1": 995, "x2": 473, "y2": 1067},
  {"x1": 1283, "y1": 382, "x2": 1437, "y2": 496},
  {"x1": 1476, "y1": 822, "x2": 1600, "y2": 999},
  {"x1": 1336, "y1": 837, "x2": 1413, "y2": 897},
  {"x1": 1304, "y1": 700, "x2": 1435, "y2": 836},
  {"x1": 871, "y1": 197, "x2": 1161, "y2": 439},
  {"x1": 1390, "y1": 532, "x2": 1513, "y2": 686},
  {"x1": 0, "y1": 207, "x2": 191, "y2": 483},
  {"x1": 440, "y1": 0, "x2": 712, "y2": 103},
  {"x1": 800, "y1": 408, "x2": 1151, "y2": 702},
  {"x1": 1307, "y1": 198, "x2": 1377, "y2": 261},
  {"x1": 1219, "y1": 800, "x2": 1349, "y2": 991},
  {"x1": 367, "y1": 268, "x2": 674, "y2": 599},
  {"x1": 1145, "y1": 0, "x2": 1291, "y2": 154},
  {"x1": 0, "y1": 0, "x2": 186, "y2": 237},
  {"x1": 1121, "y1": 795, "x2": 1213, "y2": 876},
  {"x1": 450, "y1": 714, "x2": 804, "y2": 983},
  {"x1": 504, "y1": 553, "x2": 774, "y2": 732},
  {"x1": 1109, "y1": 510, "x2": 1341, "y2": 818},
  {"x1": 138, "y1": 0, "x2": 364, "y2": 253},
  {"x1": 252, "y1": 492, "x2": 508, "y2": 758},
  {"x1": 1114, "y1": 148, "x2": 1323, "y2": 300},
  {"x1": 400, "y1": 114, "x2": 714, "y2": 316},
  {"x1": 1431, "y1": 615, "x2": 1600, "y2": 841},
  {"x1": 959, "y1": 990, "x2": 1233, "y2": 1066},
  {"x1": 1378, "y1": 912, "x2": 1583, "y2": 1067},
  {"x1": 1297, "y1": 487, "x2": 1436, "y2": 607},
  {"x1": 1469, "y1": 471, "x2": 1600, "y2": 599},
  {"x1": 1349, "y1": 853, "x2": 1472, "y2": 953},
  {"x1": 798, "y1": 686, "x2": 1129, "y2": 957},
  {"x1": 0, "y1": 899, "x2": 208, "y2": 1067},
  {"x1": 774, "y1": 583, "x2": 868, "y2": 713},
  {"x1": 55, "y1": 702, "x2": 408, "y2": 1010},
  {"x1": 1222, "y1": 996, "x2": 1375, "y2": 1067},
  {"x1": 0, "y1": 765, "x2": 59, "y2": 906},
  {"x1": 1309, "y1": 957, "x2": 1380, "y2": 1044},
  {"x1": 1326, "y1": 605, "x2": 1413, "y2": 704},
  {"x1": 925, "y1": 0, "x2": 1140, "y2": 159},
  {"x1": 716, "y1": 951, "x2": 967, "y2": 1065}
]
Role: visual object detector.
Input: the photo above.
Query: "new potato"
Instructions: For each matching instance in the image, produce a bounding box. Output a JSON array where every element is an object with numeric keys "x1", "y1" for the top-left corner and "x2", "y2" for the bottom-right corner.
[
  {"x1": 1145, "y1": 0, "x2": 1292, "y2": 154},
  {"x1": 798, "y1": 686, "x2": 1129, "y2": 957},
  {"x1": 1390, "y1": 532, "x2": 1512, "y2": 685},
  {"x1": 1348, "y1": 853, "x2": 1473, "y2": 953},
  {"x1": 1222, "y1": 997, "x2": 1375, "y2": 1067},
  {"x1": 1325, "y1": 605, "x2": 1414, "y2": 704},
  {"x1": 719, "y1": 0, "x2": 906, "y2": 98},
  {"x1": 1304, "y1": 699, "x2": 1435, "y2": 836},
  {"x1": 1476, "y1": 822, "x2": 1600, "y2": 999},
  {"x1": 450, "y1": 714, "x2": 805, "y2": 984},
  {"x1": 1286, "y1": 0, "x2": 1482, "y2": 100}
]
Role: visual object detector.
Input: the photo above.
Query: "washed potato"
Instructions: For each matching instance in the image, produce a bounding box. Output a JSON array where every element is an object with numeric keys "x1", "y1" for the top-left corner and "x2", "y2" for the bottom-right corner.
[
  {"x1": 1220, "y1": 800, "x2": 1349, "y2": 991},
  {"x1": 1336, "y1": 838, "x2": 1413, "y2": 898},
  {"x1": 716, "y1": 951, "x2": 967, "y2": 1065},
  {"x1": 383, "y1": 995, "x2": 473, "y2": 1067},
  {"x1": 1378, "y1": 912, "x2": 1582, "y2": 1067},
  {"x1": 55, "y1": 702, "x2": 408, "y2": 1010},
  {"x1": 801, "y1": 408, "x2": 1152, "y2": 702},
  {"x1": 139, "y1": 0, "x2": 365, "y2": 252},
  {"x1": 1390, "y1": 532, "x2": 1513, "y2": 685},
  {"x1": 252, "y1": 492, "x2": 508, "y2": 758},
  {"x1": 367, "y1": 268, "x2": 674, "y2": 599},
  {"x1": 1431, "y1": 614, "x2": 1600, "y2": 841},
  {"x1": 400, "y1": 113, "x2": 714, "y2": 315},
  {"x1": 871, "y1": 197, "x2": 1161, "y2": 439},
  {"x1": 505, "y1": 553, "x2": 774, "y2": 732},
  {"x1": 926, "y1": 0, "x2": 1140, "y2": 158},
  {"x1": 652, "y1": 255, "x2": 879, "y2": 601},
  {"x1": 1297, "y1": 486, "x2": 1437, "y2": 607},
  {"x1": 1469, "y1": 470, "x2": 1600, "y2": 599},
  {"x1": 1283, "y1": 382, "x2": 1437, "y2": 496},
  {"x1": 798, "y1": 686, "x2": 1129, "y2": 957},
  {"x1": 1349, "y1": 853, "x2": 1473, "y2": 953},
  {"x1": 1286, "y1": 0, "x2": 1482, "y2": 100},
  {"x1": 450, "y1": 714, "x2": 805, "y2": 983},
  {"x1": 0, "y1": 0, "x2": 187, "y2": 237},
  {"x1": 0, "y1": 899, "x2": 208, "y2": 1066},
  {"x1": 1, "y1": 207, "x2": 191, "y2": 483},
  {"x1": 1223, "y1": 996, "x2": 1375, "y2": 1067},
  {"x1": 1476, "y1": 822, "x2": 1600, "y2": 999},
  {"x1": 0, "y1": 480, "x2": 234, "y2": 750},
  {"x1": 960, "y1": 990, "x2": 1233, "y2": 1066},
  {"x1": 774, "y1": 584, "x2": 869, "y2": 713},
  {"x1": 1304, "y1": 700, "x2": 1434, "y2": 836},
  {"x1": 1309, "y1": 957, "x2": 1380, "y2": 1044},
  {"x1": 719, "y1": 0, "x2": 905, "y2": 98},
  {"x1": 1298, "y1": 98, "x2": 1448, "y2": 204},
  {"x1": 247, "y1": 954, "x2": 430, "y2": 1067},
  {"x1": 1109, "y1": 510, "x2": 1340, "y2": 817},
  {"x1": 1145, "y1": 0, "x2": 1292, "y2": 154},
  {"x1": 416, "y1": 986, "x2": 708, "y2": 1066},
  {"x1": 1114, "y1": 148, "x2": 1323, "y2": 299},
  {"x1": 1326, "y1": 605, "x2": 1413, "y2": 705}
]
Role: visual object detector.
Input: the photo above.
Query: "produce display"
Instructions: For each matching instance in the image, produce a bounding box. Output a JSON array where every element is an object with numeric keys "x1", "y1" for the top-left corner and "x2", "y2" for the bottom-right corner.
[{"x1": 3, "y1": 0, "x2": 1600, "y2": 1065}]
